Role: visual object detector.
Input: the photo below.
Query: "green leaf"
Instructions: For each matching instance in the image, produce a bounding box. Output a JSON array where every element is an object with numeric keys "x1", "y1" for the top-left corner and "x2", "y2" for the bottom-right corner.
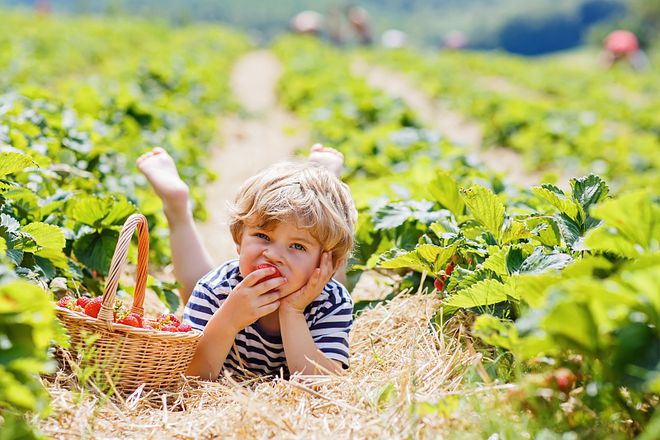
[
  {"x1": 372, "y1": 203, "x2": 412, "y2": 230},
  {"x1": 461, "y1": 185, "x2": 505, "y2": 241},
  {"x1": 70, "y1": 195, "x2": 136, "y2": 229},
  {"x1": 501, "y1": 219, "x2": 532, "y2": 244},
  {"x1": 378, "y1": 248, "x2": 427, "y2": 273},
  {"x1": 518, "y1": 247, "x2": 572, "y2": 274},
  {"x1": 555, "y1": 212, "x2": 582, "y2": 248},
  {"x1": 526, "y1": 216, "x2": 562, "y2": 247},
  {"x1": 0, "y1": 152, "x2": 36, "y2": 178},
  {"x1": 72, "y1": 229, "x2": 119, "y2": 275},
  {"x1": 481, "y1": 247, "x2": 509, "y2": 276},
  {"x1": 532, "y1": 184, "x2": 580, "y2": 221},
  {"x1": 147, "y1": 276, "x2": 181, "y2": 313},
  {"x1": 543, "y1": 298, "x2": 600, "y2": 353},
  {"x1": 21, "y1": 223, "x2": 65, "y2": 252},
  {"x1": 585, "y1": 190, "x2": 659, "y2": 256},
  {"x1": 570, "y1": 174, "x2": 609, "y2": 213},
  {"x1": 417, "y1": 243, "x2": 458, "y2": 273},
  {"x1": 445, "y1": 279, "x2": 509, "y2": 308},
  {"x1": 428, "y1": 171, "x2": 464, "y2": 217},
  {"x1": 506, "y1": 273, "x2": 561, "y2": 306},
  {"x1": 473, "y1": 314, "x2": 518, "y2": 351}
]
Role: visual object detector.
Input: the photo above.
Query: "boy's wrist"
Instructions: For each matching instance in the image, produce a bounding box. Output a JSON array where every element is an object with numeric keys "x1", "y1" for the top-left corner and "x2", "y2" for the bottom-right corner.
[
  {"x1": 208, "y1": 303, "x2": 242, "y2": 336},
  {"x1": 278, "y1": 304, "x2": 306, "y2": 319}
]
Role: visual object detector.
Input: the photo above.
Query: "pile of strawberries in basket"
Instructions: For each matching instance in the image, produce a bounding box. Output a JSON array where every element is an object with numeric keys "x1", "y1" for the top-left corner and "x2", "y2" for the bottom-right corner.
[{"x1": 56, "y1": 296, "x2": 193, "y2": 332}]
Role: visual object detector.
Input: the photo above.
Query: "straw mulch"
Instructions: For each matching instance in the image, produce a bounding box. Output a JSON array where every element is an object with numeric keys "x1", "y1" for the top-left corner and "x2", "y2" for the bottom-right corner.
[{"x1": 39, "y1": 285, "x2": 489, "y2": 439}]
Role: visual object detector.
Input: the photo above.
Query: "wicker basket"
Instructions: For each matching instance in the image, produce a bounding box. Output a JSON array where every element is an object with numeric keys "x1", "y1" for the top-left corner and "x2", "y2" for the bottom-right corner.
[{"x1": 56, "y1": 213, "x2": 201, "y2": 392}]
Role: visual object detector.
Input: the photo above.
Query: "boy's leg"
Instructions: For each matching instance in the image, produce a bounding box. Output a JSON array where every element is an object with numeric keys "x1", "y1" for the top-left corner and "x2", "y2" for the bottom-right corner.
[
  {"x1": 137, "y1": 148, "x2": 214, "y2": 304},
  {"x1": 308, "y1": 144, "x2": 349, "y2": 286}
]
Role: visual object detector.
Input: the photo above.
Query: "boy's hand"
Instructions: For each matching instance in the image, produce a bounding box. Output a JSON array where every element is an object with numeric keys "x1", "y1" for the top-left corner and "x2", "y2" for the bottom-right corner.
[
  {"x1": 221, "y1": 266, "x2": 287, "y2": 332},
  {"x1": 280, "y1": 252, "x2": 334, "y2": 315}
]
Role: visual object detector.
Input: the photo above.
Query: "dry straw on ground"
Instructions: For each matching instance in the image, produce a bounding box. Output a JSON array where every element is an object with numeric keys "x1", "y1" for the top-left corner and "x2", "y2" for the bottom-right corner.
[{"x1": 40, "y1": 285, "x2": 486, "y2": 439}]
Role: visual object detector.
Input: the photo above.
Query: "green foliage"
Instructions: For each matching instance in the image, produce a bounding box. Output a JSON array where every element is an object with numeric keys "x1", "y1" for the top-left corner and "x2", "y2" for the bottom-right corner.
[{"x1": 0, "y1": 269, "x2": 67, "y2": 438}]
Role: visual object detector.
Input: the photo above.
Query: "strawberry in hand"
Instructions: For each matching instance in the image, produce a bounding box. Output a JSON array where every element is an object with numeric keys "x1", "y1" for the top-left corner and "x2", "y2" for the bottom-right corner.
[{"x1": 255, "y1": 263, "x2": 282, "y2": 282}]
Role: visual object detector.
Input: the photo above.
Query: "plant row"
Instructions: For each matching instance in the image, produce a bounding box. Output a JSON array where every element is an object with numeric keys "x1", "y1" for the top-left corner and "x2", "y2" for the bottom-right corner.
[{"x1": 274, "y1": 36, "x2": 659, "y2": 437}]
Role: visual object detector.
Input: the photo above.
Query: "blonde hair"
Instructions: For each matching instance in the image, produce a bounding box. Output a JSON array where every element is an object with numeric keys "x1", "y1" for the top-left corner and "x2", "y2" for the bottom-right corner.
[{"x1": 228, "y1": 161, "x2": 357, "y2": 267}]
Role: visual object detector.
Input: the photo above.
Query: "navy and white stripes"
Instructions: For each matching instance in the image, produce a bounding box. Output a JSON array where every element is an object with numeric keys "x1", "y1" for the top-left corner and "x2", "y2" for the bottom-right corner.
[{"x1": 183, "y1": 260, "x2": 353, "y2": 376}]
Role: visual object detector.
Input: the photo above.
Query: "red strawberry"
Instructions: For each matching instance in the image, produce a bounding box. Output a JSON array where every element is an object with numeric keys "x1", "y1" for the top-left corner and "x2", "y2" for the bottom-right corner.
[
  {"x1": 445, "y1": 262, "x2": 455, "y2": 276},
  {"x1": 177, "y1": 323, "x2": 192, "y2": 332},
  {"x1": 84, "y1": 297, "x2": 103, "y2": 318},
  {"x1": 117, "y1": 314, "x2": 141, "y2": 327},
  {"x1": 161, "y1": 324, "x2": 178, "y2": 332},
  {"x1": 434, "y1": 278, "x2": 444, "y2": 291},
  {"x1": 553, "y1": 368, "x2": 576, "y2": 392},
  {"x1": 129, "y1": 313, "x2": 143, "y2": 328},
  {"x1": 255, "y1": 263, "x2": 282, "y2": 282},
  {"x1": 57, "y1": 296, "x2": 71, "y2": 308},
  {"x1": 76, "y1": 297, "x2": 91, "y2": 308}
]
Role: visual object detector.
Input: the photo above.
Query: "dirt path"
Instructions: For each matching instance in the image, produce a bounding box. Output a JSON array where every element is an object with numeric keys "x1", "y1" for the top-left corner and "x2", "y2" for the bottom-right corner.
[
  {"x1": 352, "y1": 61, "x2": 553, "y2": 187},
  {"x1": 197, "y1": 50, "x2": 309, "y2": 264}
]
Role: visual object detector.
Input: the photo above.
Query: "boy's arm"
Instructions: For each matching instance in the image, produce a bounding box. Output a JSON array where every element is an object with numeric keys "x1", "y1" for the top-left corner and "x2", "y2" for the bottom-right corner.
[
  {"x1": 168, "y1": 209, "x2": 215, "y2": 305},
  {"x1": 186, "y1": 305, "x2": 238, "y2": 380},
  {"x1": 186, "y1": 266, "x2": 288, "y2": 380},
  {"x1": 279, "y1": 308, "x2": 344, "y2": 375}
]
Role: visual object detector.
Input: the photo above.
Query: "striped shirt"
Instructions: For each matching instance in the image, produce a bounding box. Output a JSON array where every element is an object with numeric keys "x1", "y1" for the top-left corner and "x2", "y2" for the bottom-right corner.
[{"x1": 183, "y1": 259, "x2": 353, "y2": 377}]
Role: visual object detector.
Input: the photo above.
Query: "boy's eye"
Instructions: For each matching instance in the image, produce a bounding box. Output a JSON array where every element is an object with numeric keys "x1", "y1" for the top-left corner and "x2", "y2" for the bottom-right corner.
[
  {"x1": 291, "y1": 243, "x2": 306, "y2": 251},
  {"x1": 255, "y1": 233, "x2": 270, "y2": 241}
]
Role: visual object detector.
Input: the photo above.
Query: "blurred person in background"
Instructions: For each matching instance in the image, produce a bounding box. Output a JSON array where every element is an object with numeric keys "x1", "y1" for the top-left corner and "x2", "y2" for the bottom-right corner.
[
  {"x1": 602, "y1": 29, "x2": 649, "y2": 70},
  {"x1": 442, "y1": 30, "x2": 468, "y2": 50},
  {"x1": 347, "y1": 6, "x2": 373, "y2": 46},
  {"x1": 290, "y1": 10, "x2": 324, "y2": 37}
]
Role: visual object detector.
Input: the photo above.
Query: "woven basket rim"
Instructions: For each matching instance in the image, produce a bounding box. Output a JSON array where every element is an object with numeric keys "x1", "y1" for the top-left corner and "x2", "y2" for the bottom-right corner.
[{"x1": 56, "y1": 306, "x2": 202, "y2": 341}]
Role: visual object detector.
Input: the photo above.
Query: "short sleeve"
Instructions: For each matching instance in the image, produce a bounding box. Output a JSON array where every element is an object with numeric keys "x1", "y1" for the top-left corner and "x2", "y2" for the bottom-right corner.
[
  {"x1": 182, "y1": 260, "x2": 239, "y2": 331},
  {"x1": 308, "y1": 283, "x2": 353, "y2": 369}
]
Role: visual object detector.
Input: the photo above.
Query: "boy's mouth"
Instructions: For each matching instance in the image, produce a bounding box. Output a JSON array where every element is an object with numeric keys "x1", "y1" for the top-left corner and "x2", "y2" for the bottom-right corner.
[{"x1": 255, "y1": 263, "x2": 282, "y2": 281}]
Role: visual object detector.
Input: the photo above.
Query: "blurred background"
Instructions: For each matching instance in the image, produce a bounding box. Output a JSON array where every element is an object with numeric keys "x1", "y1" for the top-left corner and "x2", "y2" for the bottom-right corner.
[{"x1": 1, "y1": 0, "x2": 658, "y2": 55}]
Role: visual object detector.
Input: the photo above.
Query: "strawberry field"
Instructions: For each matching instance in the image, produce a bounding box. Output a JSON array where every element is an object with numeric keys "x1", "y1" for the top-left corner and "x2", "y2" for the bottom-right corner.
[{"x1": 1, "y1": 9, "x2": 658, "y2": 440}]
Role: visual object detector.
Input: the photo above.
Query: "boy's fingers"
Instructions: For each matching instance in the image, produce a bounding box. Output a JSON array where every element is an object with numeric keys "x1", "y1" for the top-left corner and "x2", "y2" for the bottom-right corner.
[
  {"x1": 253, "y1": 276, "x2": 287, "y2": 295},
  {"x1": 258, "y1": 301, "x2": 280, "y2": 316},
  {"x1": 258, "y1": 291, "x2": 284, "y2": 305},
  {"x1": 243, "y1": 267, "x2": 282, "y2": 286}
]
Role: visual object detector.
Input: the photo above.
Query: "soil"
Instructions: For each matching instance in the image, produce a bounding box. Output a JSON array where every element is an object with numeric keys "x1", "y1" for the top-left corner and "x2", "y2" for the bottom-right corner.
[{"x1": 352, "y1": 61, "x2": 571, "y2": 187}]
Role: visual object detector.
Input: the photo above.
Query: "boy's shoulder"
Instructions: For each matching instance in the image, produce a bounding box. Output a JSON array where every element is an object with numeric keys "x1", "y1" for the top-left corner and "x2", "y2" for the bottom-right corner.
[
  {"x1": 197, "y1": 259, "x2": 242, "y2": 291},
  {"x1": 307, "y1": 277, "x2": 353, "y2": 315}
]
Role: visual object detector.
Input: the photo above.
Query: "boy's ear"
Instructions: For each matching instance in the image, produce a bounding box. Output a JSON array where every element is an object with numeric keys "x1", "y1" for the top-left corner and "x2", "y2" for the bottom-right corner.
[{"x1": 333, "y1": 256, "x2": 347, "y2": 273}]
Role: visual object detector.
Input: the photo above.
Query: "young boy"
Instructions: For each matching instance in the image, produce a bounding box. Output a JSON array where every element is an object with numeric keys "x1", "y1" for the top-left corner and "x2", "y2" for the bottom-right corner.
[{"x1": 137, "y1": 146, "x2": 356, "y2": 379}]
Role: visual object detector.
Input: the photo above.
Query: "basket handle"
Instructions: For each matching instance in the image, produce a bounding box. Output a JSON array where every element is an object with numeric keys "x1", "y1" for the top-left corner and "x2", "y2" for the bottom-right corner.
[{"x1": 97, "y1": 213, "x2": 149, "y2": 325}]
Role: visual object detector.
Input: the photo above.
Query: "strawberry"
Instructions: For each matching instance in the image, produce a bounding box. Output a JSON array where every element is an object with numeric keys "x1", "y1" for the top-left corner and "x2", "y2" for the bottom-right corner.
[
  {"x1": 177, "y1": 323, "x2": 192, "y2": 332},
  {"x1": 553, "y1": 368, "x2": 576, "y2": 392},
  {"x1": 76, "y1": 297, "x2": 91, "y2": 308},
  {"x1": 161, "y1": 324, "x2": 179, "y2": 332},
  {"x1": 57, "y1": 296, "x2": 71, "y2": 308},
  {"x1": 129, "y1": 313, "x2": 143, "y2": 328},
  {"x1": 117, "y1": 314, "x2": 141, "y2": 328},
  {"x1": 445, "y1": 262, "x2": 455, "y2": 276},
  {"x1": 84, "y1": 297, "x2": 103, "y2": 318},
  {"x1": 157, "y1": 313, "x2": 180, "y2": 326},
  {"x1": 434, "y1": 278, "x2": 444, "y2": 291},
  {"x1": 255, "y1": 263, "x2": 282, "y2": 282}
]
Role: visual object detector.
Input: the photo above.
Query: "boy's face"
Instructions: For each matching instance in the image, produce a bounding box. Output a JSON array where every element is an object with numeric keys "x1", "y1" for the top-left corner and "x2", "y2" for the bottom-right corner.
[{"x1": 236, "y1": 221, "x2": 323, "y2": 296}]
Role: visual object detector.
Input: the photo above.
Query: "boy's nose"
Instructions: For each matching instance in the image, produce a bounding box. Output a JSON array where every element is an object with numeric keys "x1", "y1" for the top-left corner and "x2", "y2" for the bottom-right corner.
[{"x1": 262, "y1": 248, "x2": 284, "y2": 264}]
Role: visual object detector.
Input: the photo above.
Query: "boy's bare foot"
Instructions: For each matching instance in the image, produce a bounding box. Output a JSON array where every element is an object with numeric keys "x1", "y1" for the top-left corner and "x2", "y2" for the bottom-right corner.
[
  {"x1": 308, "y1": 143, "x2": 344, "y2": 178},
  {"x1": 137, "y1": 147, "x2": 190, "y2": 220}
]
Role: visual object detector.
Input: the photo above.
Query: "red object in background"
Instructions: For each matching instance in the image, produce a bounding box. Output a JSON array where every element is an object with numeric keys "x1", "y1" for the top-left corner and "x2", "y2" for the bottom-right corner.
[{"x1": 604, "y1": 30, "x2": 639, "y2": 55}]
